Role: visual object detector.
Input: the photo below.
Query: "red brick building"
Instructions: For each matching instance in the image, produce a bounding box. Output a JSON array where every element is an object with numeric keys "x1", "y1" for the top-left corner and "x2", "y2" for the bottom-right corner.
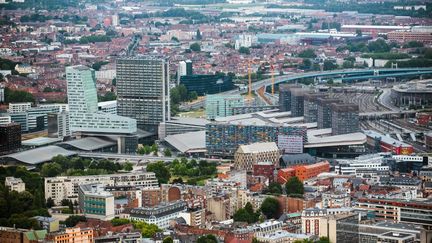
[{"x1": 253, "y1": 161, "x2": 275, "y2": 183}]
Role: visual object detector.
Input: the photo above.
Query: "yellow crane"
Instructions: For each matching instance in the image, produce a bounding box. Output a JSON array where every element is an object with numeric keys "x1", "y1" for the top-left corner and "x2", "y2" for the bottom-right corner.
[{"x1": 271, "y1": 63, "x2": 275, "y2": 96}]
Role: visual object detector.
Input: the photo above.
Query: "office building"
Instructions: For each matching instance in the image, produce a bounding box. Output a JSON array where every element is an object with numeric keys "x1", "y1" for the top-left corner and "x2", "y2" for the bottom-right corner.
[
  {"x1": 5, "y1": 177, "x2": 25, "y2": 192},
  {"x1": 47, "y1": 227, "x2": 93, "y2": 243},
  {"x1": 355, "y1": 198, "x2": 432, "y2": 228},
  {"x1": 97, "y1": 100, "x2": 117, "y2": 114},
  {"x1": 66, "y1": 65, "x2": 136, "y2": 134},
  {"x1": 206, "y1": 123, "x2": 307, "y2": 157},
  {"x1": 303, "y1": 93, "x2": 326, "y2": 123},
  {"x1": 0, "y1": 123, "x2": 21, "y2": 155},
  {"x1": 47, "y1": 111, "x2": 70, "y2": 138},
  {"x1": 130, "y1": 200, "x2": 187, "y2": 229},
  {"x1": 317, "y1": 98, "x2": 341, "y2": 129},
  {"x1": 336, "y1": 154, "x2": 390, "y2": 176},
  {"x1": 8, "y1": 102, "x2": 31, "y2": 113},
  {"x1": 278, "y1": 84, "x2": 301, "y2": 112},
  {"x1": 206, "y1": 94, "x2": 244, "y2": 120},
  {"x1": 78, "y1": 184, "x2": 115, "y2": 220},
  {"x1": 177, "y1": 60, "x2": 192, "y2": 83},
  {"x1": 234, "y1": 142, "x2": 280, "y2": 172},
  {"x1": 8, "y1": 113, "x2": 28, "y2": 132},
  {"x1": 0, "y1": 115, "x2": 11, "y2": 125},
  {"x1": 180, "y1": 74, "x2": 235, "y2": 96},
  {"x1": 291, "y1": 88, "x2": 306, "y2": 117},
  {"x1": 116, "y1": 57, "x2": 170, "y2": 133},
  {"x1": 44, "y1": 172, "x2": 158, "y2": 205},
  {"x1": 331, "y1": 103, "x2": 359, "y2": 135}
]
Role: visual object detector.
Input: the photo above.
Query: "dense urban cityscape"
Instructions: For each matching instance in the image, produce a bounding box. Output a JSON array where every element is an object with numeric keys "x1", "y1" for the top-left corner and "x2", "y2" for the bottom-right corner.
[{"x1": 0, "y1": 0, "x2": 431, "y2": 242}]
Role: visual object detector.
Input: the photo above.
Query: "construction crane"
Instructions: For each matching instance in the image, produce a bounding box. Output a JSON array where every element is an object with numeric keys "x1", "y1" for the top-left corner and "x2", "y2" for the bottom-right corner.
[
  {"x1": 271, "y1": 63, "x2": 275, "y2": 96},
  {"x1": 248, "y1": 61, "x2": 252, "y2": 99}
]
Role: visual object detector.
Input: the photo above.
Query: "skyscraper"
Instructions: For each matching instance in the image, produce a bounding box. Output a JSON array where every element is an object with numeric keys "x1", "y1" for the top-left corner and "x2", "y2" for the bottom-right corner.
[
  {"x1": 66, "y1": 65, "x2": 136, "y2": 134},
  {"x1": 278, "y1": 84, "x2": 301, "y2": 112},
  {"x1": 331, "y1": 103, "x2": 360, "y2": 135},
  {"x1": 116, "y1": 57, "x2": 170, "y2": 133}
]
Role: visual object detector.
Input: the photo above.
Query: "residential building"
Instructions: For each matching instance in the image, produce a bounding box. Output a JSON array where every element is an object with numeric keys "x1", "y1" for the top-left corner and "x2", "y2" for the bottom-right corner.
[
  {"x1": 301, "y1": 207, "x2": 353, "y2": 236},
  {"x1": 0, "y1": 227, "x2": 47, "y2": 243},
  {"x1": 44, "y1": 172, "x2": 158, "y2": 205},
  {"x1": 206, "y1": 123, "x2": 307, "y2": 156},
  {"x1": 321, "y1": 191, "x2": 351, "y2": 208},
  {"x1": 130, "y1": 200, "x2": 187, "y2": 229},
  {"x1": 33, "y1": 216, "x2": 60, "y2": 233},
  {"x1": 177, "y1": 60, "x2": 192, "y2": 83},
  {"x1": 5, "y1": 177, "x2": 25, "y2": 192},
  {"x1": 0, "y1": 123, "x2": 21, "y2": 155},
  {"x1": 331, "y1": 103, "x2": 360, "y2": 135},
  {"x1": 178, "y1": 208, "x2": 205, "y2": 227},
  {"x1": 66, "y1": 65, "x2": 136, "y2": 134},
  {"x1": 206, "y1": 196, "x2": 231, "y2": 221},
  {"x1": 235, "y1": 34, "x2": 257, "y2": 50},
  {"x1": 78, "y1": 184, "x2": 115, "y2": 220},
  {"x1": 317, "y1": 98, "x2": 341, "y2": 129},
  {"x1": 116, "y1": 57, "x2": 170, "y2": 133},
  {"x1": 253, "y1": 161, "x2": 276, "y2": 183},
  {"x1": 0, "y1": 115, "x2": 11, "y2": 125},
  {"x1": 234, "y1": 142, "x2": 280, "y2": 172},
  {"x1": 47, "y1": 227, "x2": 93, "y2": 243},
  {"x1": 205, "y1": 94, "x2": 244, "y2": 120},
  {"x1": 277, "y1": 161, "x2": 330, "y2": 183}
]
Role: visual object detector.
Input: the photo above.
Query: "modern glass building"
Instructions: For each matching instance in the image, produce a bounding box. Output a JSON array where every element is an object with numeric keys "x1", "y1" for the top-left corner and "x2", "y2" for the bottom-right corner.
[
  {"x1": 206, "y1": 94, "x2": 244, "y2": 120},
  {"x1": 206, "y1": 123, "x2": 308, "y2": 156},
  {"x1": 66, "y1": 65, "x2": 136, "y2": 134},
  {"x1": 116, "y1": 57, "x2": 170, "y2": 133},
  {"x1": 180, "y1": 74, "x2": 236, "y2": 96}
]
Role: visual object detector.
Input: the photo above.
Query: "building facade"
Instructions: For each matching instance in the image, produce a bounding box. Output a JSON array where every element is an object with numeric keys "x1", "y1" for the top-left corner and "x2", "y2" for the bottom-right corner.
[
  {"x1": 66, "y1": 65, "x2": 136, "y2": 134},
  {"x1": 130, "y1": 200, "x2": 187, "y2": 229},
  {"x1": 0, "y1": 123, "x2": 21, "y2": 155},
  {"x1": 317, "y1": 98, "x2": 341, "y2": 129},
  {"x1": 5, "y1": 177, "x2": 25, "y2": 192},
  {"x1": 78, "y1": 184, "x2": 115, "y2": 220},
  {"x1": 116, "y1": 57, "x2": 170, "y2": 133},
  {"x1": 234, "y1": 142, "x2": 280, "y2": 172},
  {"x1": 331, "y1": 103, "x2": 360, "y2": 135},
  {"x1": 206, "y1": 94, "x2": 244, "y2": 120},
  {"x1": 44, "y1": 172, "x2": 158, "y2": 205},
  {"x1": 303, "y1": 93, "x2": 326, "y2": 123}
]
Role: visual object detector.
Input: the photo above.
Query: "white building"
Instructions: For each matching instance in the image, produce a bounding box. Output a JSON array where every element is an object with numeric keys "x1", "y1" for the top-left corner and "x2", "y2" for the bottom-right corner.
[
  {"x1": 235, "y1": 34, "x2": 257, "y2": 50},
  {"x1": 0, "y1": 86, "x2": 4, "y2": 103},
  {"x1": 39, "y1": 103, "x2": 69, "y2": 112},
  {"x1": 78, "y1": 184, "x2": 115, "y2": 220},
  {"x1": 255, "y1": 230, "x2": 311, "y2": 243},
  {"x1": 8, "y1": 102, "x2": 32, "y2": 113},
  {"x1": 301, "y1": 208, "x2": 353, "y2": 235},
  {"x1": 130, "y1": 201, "x2": 187, "y2": 229},
  {"x1": 0, "y1": 115, "x2": 11, "y2": 125},
  {"x1": 44, "y1": 172, "x2": 158, "y2": 205},
  {"x1": 66, "y1": 65, "x2": 136, "y2": 134},
  {"x1": 336, "y1": 154, "x2": 390, "y2": 176},
  {"x1": 112, "y1": 15, "x2": 119, "y2": 26},
  {"x1": 5, "y1": 177, "x2": 25, "y2": 192},
  {"x1": 98, "y1": 100, "x2": 117, "y2": 114},
  {"x1": 47, "y1": 111, "x2": 71, "y2": 138}
]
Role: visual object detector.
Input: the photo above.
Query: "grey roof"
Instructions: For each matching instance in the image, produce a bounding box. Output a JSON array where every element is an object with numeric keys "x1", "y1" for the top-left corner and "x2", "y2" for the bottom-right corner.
[
  {"x1": 2, "y1": 145, "x2": 77, "y2": 165},
  {"x1": 22, "y1": 137, "x2": 62, "y2": 147},
  {"x1": 164, "y1": 131, "x2": 206, "y2": 153},
  {"x1": 280, "y1": 153, "x2": 315, "y2": 167},
  {"x1": 60, "y1": 137, "x2": 116, "y2": 151},
  {"x1": 168, "y1": 117, "x2": 209, "y2": 126}
]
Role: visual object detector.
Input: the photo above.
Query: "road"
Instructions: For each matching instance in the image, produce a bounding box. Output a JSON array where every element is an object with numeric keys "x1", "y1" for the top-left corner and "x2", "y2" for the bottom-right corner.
[{"x1": 377, "y1": 88, "x2": 400, "y2": 111}]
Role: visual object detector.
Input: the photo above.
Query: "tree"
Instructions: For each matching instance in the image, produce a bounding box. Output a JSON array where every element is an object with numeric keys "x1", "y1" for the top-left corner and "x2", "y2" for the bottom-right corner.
[
  {"x1": 300, "y1": 58, "x2": 312, "y2": 70},
  {"x1": 239, "y1": 46, "x2": 250, "y2": 55},
  {"x1": 123, "y1": 162, "x2": 133, "y2": 171},
  {"x1": 111, "y1": 218, "x2": 130, "y2": 226},
  {"x1": 40, "y1": 163, "x2": 62, "y2": 177},
  {"x1": 260, "y1": 197, "x2": 280, "y2": 219},
  {"x1": 46, "y1": 197, "x2": 55, "y2": 208},
  {"x1": 190, "y1": 42, "x2": 201, "y2": 52},
  {"x1": 323, "y1": 60, "x2": 337, "y2": 71},
  {"x1": 163, "y1": 237, "x2": 174, "y2": 243},
  {"x1": 342, "y1": 60, "x2": 354, "y2": 69},
  {"x1": 298, "y1": 49, "x2": 316, "y2": 58},
  {"x1": 265, "y1": 182, "x2": 283, "y2": 195},
  {"x1": 132, "y1": 221, "x2": 161, "y2": 238},
  {"x1": 294, "y1": 239, "x2": 313, "y2": 243},
  {"x1": 163, "y1": 148, "x2": 172, "y2": 157},
  {"x1": 63, "y1": 215, "x2": 86, "y2": 227},
  {"x1": 233, "y1": 202, "x2": 259, "y2": 223},
  {"x1": 146, "y1": 161, "x2": 171, "y2": 184},
  {"x1": 285, "y1": 176, "x2": 304, "y2": 196},
  {"x1": 196, "y1": 29, "x2": 202, "y2": 40},
  {"x1": 317, "y1": 236, "x2": 331, "y2": 243},
  {"x1": 197, "y1": 235, "x2": 218, "y2": 243},
  {"x1": 355, "y1": 29, "x2": 362, "y2": 37}
]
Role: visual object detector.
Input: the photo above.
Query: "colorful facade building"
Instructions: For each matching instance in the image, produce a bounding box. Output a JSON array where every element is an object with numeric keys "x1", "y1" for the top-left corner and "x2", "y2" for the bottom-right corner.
[{"x1": 277, "y1": 161, "x2": 330, "y2": 183}]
